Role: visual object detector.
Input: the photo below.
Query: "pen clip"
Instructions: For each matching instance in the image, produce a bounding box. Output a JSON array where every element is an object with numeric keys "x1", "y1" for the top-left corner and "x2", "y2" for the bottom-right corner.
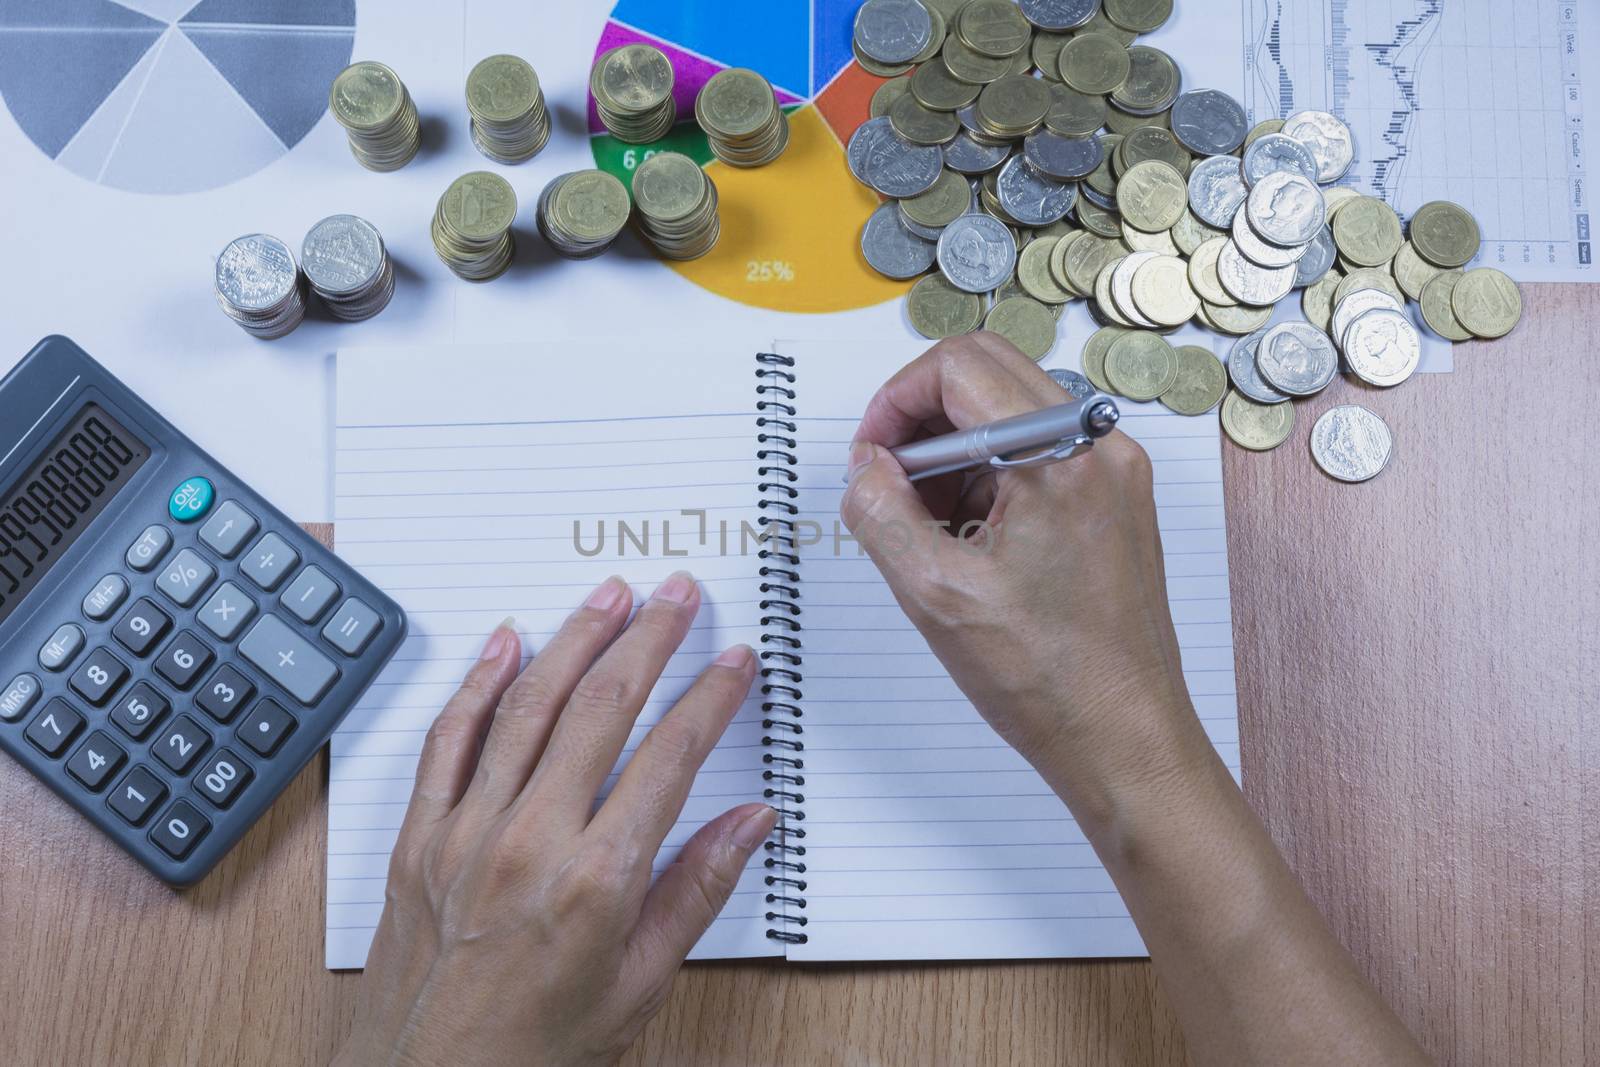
[{"x1": 989, "y1": 433, "x2": 1095, "y2": 471}]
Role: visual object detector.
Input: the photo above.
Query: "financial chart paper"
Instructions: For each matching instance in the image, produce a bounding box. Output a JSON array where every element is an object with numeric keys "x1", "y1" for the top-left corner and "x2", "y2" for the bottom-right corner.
[{"x1": 1240, "y1": 0, "x2": 1598, "y2": 283}]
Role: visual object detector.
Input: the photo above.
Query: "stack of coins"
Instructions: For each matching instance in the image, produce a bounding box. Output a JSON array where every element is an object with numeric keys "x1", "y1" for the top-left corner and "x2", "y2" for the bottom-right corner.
[
  {"x1": 696, "y1": 69, "x2": 789, "y2": 167},
  {"x1": 432, "y1": 172, "x2": 518, "y2": 281},
  {"x1": 214, "y1": 235, "x2": 307, "y2": 340},
  {"x1": 466, "y1": 54, "x2": 551, "y2": 164},
  {"x1": 536, "y1": 171, "x2": 632, "y2": 259},
  {"x1": 329, "y1": 61, "x2": 421, "y2": 172},
  {"x1": 632, "y1": 152, "x2": 721, "y2": 261},
  {"x1": 591, "y1": 44, "x2": 677, "y2": 144},
  {"x1": 301, "y1": 215, "x2": 395, "y2": 322}
]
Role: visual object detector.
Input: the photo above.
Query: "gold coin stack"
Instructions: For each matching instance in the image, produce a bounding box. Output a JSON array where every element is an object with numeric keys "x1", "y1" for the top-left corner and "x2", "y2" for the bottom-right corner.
[
  {"x1": 466, "y1": 54, "x2": 551, "y2": 164},
  {"x1": 591, "y1": 44, "x2": 677, "y2": 144},
  {"x1": 696, "y1": 69, "x2": 790, "y2": 167},
  {"x1": 329, "y1": 61, "x2": 421, "y2": 172},
  {"x1": 631, "y1": 152, "x2": 722, "y2": 261},
  {"x1": 431, "y1": 172, "x2": 518, "y2": 282},
  {"x1": 536, "y1": 171, "x2": 633, "y2": 260}
]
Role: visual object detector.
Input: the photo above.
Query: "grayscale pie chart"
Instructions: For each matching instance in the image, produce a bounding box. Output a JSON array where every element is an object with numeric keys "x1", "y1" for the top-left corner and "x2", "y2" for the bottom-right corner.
[{"x1": 0, "y1": 0, "x2": 355, "y2": 194}]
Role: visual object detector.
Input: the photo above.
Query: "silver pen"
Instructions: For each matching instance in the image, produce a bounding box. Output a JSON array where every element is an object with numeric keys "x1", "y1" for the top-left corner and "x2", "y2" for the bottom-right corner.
[{"x1": 881, "y1": 393, "x2": 1122, "y2": 483}]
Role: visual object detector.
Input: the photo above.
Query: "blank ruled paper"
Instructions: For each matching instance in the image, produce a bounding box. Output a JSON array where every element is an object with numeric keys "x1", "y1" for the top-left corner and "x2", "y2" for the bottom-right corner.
[
  {"x1": 327, "y1": 345, "x2": 776, "y2": 968},
  {"x1": 773, "y1": 341, "x2": 1239, "y2": 962}
]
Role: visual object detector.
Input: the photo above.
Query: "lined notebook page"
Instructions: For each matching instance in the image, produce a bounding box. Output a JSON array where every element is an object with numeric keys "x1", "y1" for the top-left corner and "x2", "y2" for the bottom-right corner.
[
  {"x1": 776, "y1": 340, "x2": 1240, "y2": 962},
  {"x1": 328, "y1": 344, "x2": 775, "y2": 968}
]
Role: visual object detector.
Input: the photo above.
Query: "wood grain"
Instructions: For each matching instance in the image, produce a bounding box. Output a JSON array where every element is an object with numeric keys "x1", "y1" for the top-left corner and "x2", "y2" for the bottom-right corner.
[{"x1": 2, "y1": 288, "x2": 1594, "y2": 1066}]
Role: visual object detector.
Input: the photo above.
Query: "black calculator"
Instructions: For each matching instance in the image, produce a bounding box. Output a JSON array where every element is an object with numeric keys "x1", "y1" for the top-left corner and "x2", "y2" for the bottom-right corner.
[{"x1": 0, "y1": 337, "x2": 405, "y2": 886}]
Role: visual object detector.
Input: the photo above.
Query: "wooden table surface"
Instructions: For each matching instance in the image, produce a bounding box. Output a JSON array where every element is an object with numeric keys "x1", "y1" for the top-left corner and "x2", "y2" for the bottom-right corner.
[{"x1": 1, "y1": 285, "x2": 1594, "y2": 1066}]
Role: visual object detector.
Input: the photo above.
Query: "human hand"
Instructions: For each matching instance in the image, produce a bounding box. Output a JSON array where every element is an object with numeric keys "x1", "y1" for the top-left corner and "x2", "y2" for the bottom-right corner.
[
  {"x1": 840, "y1": 334, "x2": 1209, "y2": 822},
  {"x1": 335, "y1": 573, "x2": 776, "y2": 1067}
]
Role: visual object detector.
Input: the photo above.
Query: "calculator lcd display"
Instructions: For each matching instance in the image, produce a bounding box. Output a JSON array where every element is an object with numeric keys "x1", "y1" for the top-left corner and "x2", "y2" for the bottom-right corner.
[{"x1": 0, "y1": 404, "x2": 150, "y2": 627}]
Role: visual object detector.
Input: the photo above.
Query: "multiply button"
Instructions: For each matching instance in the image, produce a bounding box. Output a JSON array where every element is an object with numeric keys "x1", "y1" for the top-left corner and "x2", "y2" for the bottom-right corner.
[
  {"x1": 199, "y1": 582, "x2": 257, "y2": 641},
  {"x1": 239, "y1": 615, "x2": 339, "y2": 705}
]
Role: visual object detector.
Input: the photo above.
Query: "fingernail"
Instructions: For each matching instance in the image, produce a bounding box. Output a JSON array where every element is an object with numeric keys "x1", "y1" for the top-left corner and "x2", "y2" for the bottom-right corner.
[
  {"x1": 585, "y1": 576, "x2": 626, "y2": 612},
  {"x1": 732, "y1": 806, "x2": 779, "y2": 851},
  {"x1": 652, "y1": 570, "x2": 696, "y2": 604},
  {"x1": 714, "y1": 644, "x2": 753, "y2": 669},
  {"x1": 478, "y1": 618, "x2": 517, "y2": 662},
  {"x1": 847, "y1": 440, "x2": 876, "y2": 481}
]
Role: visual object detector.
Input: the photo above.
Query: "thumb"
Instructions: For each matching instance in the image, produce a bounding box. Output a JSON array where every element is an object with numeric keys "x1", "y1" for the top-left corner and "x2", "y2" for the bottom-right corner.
[{"x1": 839, "y1": 441, "x2": 946, "y2": 589}]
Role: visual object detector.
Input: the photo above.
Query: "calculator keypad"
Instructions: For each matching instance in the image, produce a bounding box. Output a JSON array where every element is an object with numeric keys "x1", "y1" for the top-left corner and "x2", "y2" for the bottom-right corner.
[
  {"x1": 150, "y1": 800, "x2": 210, "y2": 860},
  {"x1": 110, "y1": 682, "x2": 170, "y2": 740},
  {"x1": 198, "y1": 501, "x2": 258, "y2": 559},
  {"x1": 238, "y1": 700, "x2": 295, "y2": 757},
  {"x1": 82, "y1": 575, "x2": 130, "y2": 621},
  {"x1": 194, "y1": 749, "x2": 252, "y2": 808},
  {"x1": 69, "y1": 648, "x2": 129, "y2": 706},
  {"x1": 39, "y1": 624, "x2": 85, "y2": 672},
  {"x1": 157, "y1": 549, "x2": 216, "y2": 608},
  {"x1": 196, "y1": 665, "x2": 255, "y2": 724},
  {"x1": 26, "y1": 698, "x2": 85, "y2": 756},
  {"x1": 154, "y1": 714, "x2": 210, "y2": 773},
  {"x1": 1, "y1": 674, "x2": 41, "y2": 722},
  {"x1": 153, "y1": 631, "x2": 213, "y2": 690},
  {"x1": 108, "y1": 766, "x2": 166, "y2": 826},
  {"x1": 239, "y1": 615, "x2": 339, "y2": 705},
  {"x1": 241, "y1": 533, "x2": 299, "y2": 592},
  {"x1": 198, "y1": 581, "x2": 256, "y2": 641},
  {"x1": 125, "y1": 525, "x2": 172, "y2": 572},
  {"x1": 66, "y1": 730, "x2": 127, "y2": 791},
  {"x1": 113, "y1": 599, "x2": 172, "y2": 656},
  {"x1": 281, "y1": 566, "x2": 340, "y2": 624}
]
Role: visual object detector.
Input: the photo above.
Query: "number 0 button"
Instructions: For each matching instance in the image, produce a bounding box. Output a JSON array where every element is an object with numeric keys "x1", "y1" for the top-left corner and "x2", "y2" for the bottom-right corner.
[
  {"x1": 194, "y1": 749, "x2": 252, "y2": 808},
  {"x1": 151, "y1": 800, "x2": 211, "y2": 859}
]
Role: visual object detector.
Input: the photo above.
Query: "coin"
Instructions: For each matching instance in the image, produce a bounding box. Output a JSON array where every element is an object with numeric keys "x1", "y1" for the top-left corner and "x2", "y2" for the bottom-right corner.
[
  {"x1": 849, "y1": 117, "x2": 945, "y2": 196},
  {"x1": 1451, "y1": 267, "x2": 1522, "y2": 339},
  {"x1": 469, "y1": 54, "x2": 551, "y2": 163},
  {"x1": 546, "y1": 170, "x2": 631, "y2": 254},
  {"x1": 1293, "y1": 226, "x2": 1337, "y2": 287},
  {"x1": 1104, "y1": 0, "x2": 1172, "y2": 33},
  {"x1": 1130, "y1": 254, "x2": 1199, "y2": 326},
  {"x1": 907, "y1": 273, "x2": 984, "y2": 338},
  {"x1": 855, "y1": 0, "x2": 935, "y2": 65},
  {"x1": 1187, "y1": 155, "x2": 1250, "y2": 229},
  {"x1": 1411, "y1": 270, "x2": 1467, "y2": 342},
  {"x1": 1113, "y1": 46, "x2": 1181, "y2": 115},
  {"x1": 1222, "y1": 391, "x2": 1295, "y2": 451},
  {"x1": 1206, "y1": 301, "x2": 1273, "y2": 335},
  {"x1": 1023, "y1": 129, "x2": 1103, "y2": 180},
  {"x1": 1392, "y1": 240, "x2": 1443, "y2": 302},
  {"x1": 1059, "y1": 33, "x2": 1131, "y2": 94},
  {"x1": 1331, "y1": 287, "x2": 1404, "y2": 346},
  {"x1": 890, "y1": 93, "x2": 961, "y2": 144},
  {"x1": 1160, "y1": 345, "x2": 1228, "y2": 415},
  {"x1": 1301, "y1": 267, "x2": 1343, "y2": 332},
  {"x1": 330, "y1": 61, "x2": 420, "y2": 172},
  {"x1": 1081, "y1": 327, "x2": 1126, "y2": 392},
  {"x1": 862, "y1": 202, "x2": 938, "y2": 279},
  {"x1": 1022, "y1": 0, "x2": 1099, "y2": 31},
  {"x1": 997, "y1": 156, "x2": 1077, "y2": 226},
  {"x1": 1044, "y1": 82, "x2": 1108, "y2": 136},
  {"x1": 1170, "y1": 89, "x2": 1248, "y2": 156},
  {"x1": 301, "y1": 214, "x2": 395, "y2": 322},
  {"x1": 1407, "y1": 200, "x2": 1481, "y2": 269},
  {"x1": 1018, "y1": 236, "x2": 1075, "y2": 304},
  {"x1": 1332, "y1": 196, "x2": 1404, "y2": 268},
  {"x1": 1171, "y1": 208, "x2": 1224, "y2": 257},
  {"x1": 1105, "y1": 331, "x2": 1178, "y2": 400},
  {"x1": 1246, "y1": 171, "x2": 1326, "y2": 248},
  {"x1": 633, "y1": 153, "x2": 721, "y2": 260},
  {"x1": 1256, "y1": 321, "x2": 1338, "y2": 396},
  {"x1": 985, "y1": 296, "x2": 1058, "y2": 359},
  {"x1": 944, "y1": 131, "x2": 1012, "y2": 174},
  {"x1": 698, "y1": 69, "x2": 789, "y2": 167},
  {"x1": 939, "y1": 213, "x2": 1019, "y2": 292},
  {"x1": 1343, "y1": 308, "x2": 1421, "y2": 387},
  {"x1": 1226, "y1": 328, "x2": 1288, "y2": 404},
  {"x1": 910, "y1": 58, "x2": 981, "y2": 111},
  {"x1": 1241, "y1": 133, "x2": 1318, "y2": 186},
  {"x1": 872, "y1": 76, "x2": 914, "y2": 118},
  {"x1": 1242, "y1": 118, "x2": 1284, "y2": 151},
  {"x1": 1063, "y1": 232, "x2": 1125, "y2": 294},
  {"x1": 1184, "y1": 237, "x2": 1233, "y2": 305},
  {"x1": 1280, "y1": 110, "x2": 1354, "y2": 183},
  {"x1": 1049, "y1": 367, "x2": 1097, "y2": 398},
  {"x1": 1217, "y1": 240, "x2": 1296, "y2": 305},
  {"x1": 592, "y1": 45, "x2": 675, "y2": 144},
  {"x1": 976, "y1": 74, "x2": 1052, "y2": 138},
  {"x1": 1117, "y1": 124, "x2": 1189, "y2": 175},
  {"x1": 960, "y1": 0, "x2": 1034, "y2": 57},
  {"x1": 1310, "y1": 405, "x2": 1394, "y2": 482},
  {"x1": 1122, "y1": 221, "x2": 1181, "y2": 257},
  {"x1": 1118, "y1": 160, "x2": 1187, "y2": 232},
  {"x1": 214, "y1": 234, "x2": 307, "y2": 339}
]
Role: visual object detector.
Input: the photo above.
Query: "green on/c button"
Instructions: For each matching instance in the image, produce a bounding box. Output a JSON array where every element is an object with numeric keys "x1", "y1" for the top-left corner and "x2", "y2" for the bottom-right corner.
[{"x1": 169, "y1": 477, "x2": 215, "y2": 523}]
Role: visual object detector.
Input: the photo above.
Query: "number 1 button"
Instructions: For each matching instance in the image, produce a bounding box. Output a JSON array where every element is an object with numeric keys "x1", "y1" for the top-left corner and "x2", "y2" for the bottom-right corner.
[{"x1": 108, "y1": 766, "x2": 167, "y2": 826}]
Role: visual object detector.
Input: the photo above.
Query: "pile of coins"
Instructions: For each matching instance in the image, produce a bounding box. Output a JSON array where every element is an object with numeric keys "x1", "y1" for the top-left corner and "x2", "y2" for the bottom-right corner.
[
  {"x1": 466, "y1": 54, "x2": 552, "y2": 164},
  {"x1": 301, "y1": 215, "x2": 396, "y2": 322},
  {"x1": 592, "y1": 44, "x2": 678, "y2": 144},
  {"x1": 536, "y1": 171, "x2": 632, "y2": 259},
  {"x1": 214, "y1": 235, "x2": 309, "y2": 340},
  {"x1": 330, "y1": 61, "x2": 421, "y2": 172},
  {"x1": 696, "y1": 69, "x2": 790, "y2": 167},
  {"x1": 632, "y1": 152, "x2": 723, "y2": 260},
  {"x1": 432, "y1": 172, "x2": 518, "y2": 281}
]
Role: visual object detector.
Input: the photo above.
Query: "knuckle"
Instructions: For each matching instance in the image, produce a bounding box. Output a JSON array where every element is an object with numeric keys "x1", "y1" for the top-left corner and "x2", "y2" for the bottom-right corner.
[
  {"x1": 422, "y1": 707, "x2": 476, "y2": 755},
  {"x1": 500, "y1": 669, "x2": 566, "y2": 718},
  {"x1": 571, "y1": 668, "x2": 634, "y2": 715},
  {"x1": 640, "y1": 716, "x2": 705, "y2": 772}
]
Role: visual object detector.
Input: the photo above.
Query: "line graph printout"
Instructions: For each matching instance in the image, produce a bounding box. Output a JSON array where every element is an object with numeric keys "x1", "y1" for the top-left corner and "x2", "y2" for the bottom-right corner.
[{"x1": 1242, "y1": 0, "x2": 1599, "y2": 283}]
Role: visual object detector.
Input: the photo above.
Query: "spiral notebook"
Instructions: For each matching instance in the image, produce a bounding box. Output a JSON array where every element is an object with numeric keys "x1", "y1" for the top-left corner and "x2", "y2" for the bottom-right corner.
[{"x1": 326, "y1": 340, "x2": 1239, "y2": 968}]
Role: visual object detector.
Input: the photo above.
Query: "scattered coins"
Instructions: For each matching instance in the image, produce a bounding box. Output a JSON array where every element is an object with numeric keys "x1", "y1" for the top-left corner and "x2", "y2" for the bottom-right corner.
[
  {"x1": 301, "y1": 215, "x2": 395, "y2": 322},
  {"x1": 330, "y1": 61, "x2": 421, "y2": 172},
  {"x1": 909, "y1": 272, "x2": 986, "y2": 338},
  {"x1": 432, "y1": 172, "x2": 517, "y2": 281},
  {"x1": 466, "y1": 55, "x2": 551, "y2": 164},
  {"x1": 1310, "y1": 405, "x2": 1393, "y2": 482},
  {"x1": 1221, "y1": 390, "x2": 1295, "y2": 451},
  {"x1": 631, "y1": 152, "x2": 722, "y2": 260},
  {"x1": 215, "y1": 235, "x2": 308, "y2": 340},
  {"x1": 537, "y1": 171, "x2": 632, "y2": 260},
  {"x1": 697, "y1": 69, "x2": 790, "y2": 167},
  {"x1": 591, "y1": 44, "x2": 677, "y2": 144}
]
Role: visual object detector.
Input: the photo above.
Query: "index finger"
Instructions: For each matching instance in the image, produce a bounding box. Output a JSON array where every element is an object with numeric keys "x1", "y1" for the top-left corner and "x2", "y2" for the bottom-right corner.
[{"x1": 853, "y1": 333, "x2": 1063, "y2": 449}]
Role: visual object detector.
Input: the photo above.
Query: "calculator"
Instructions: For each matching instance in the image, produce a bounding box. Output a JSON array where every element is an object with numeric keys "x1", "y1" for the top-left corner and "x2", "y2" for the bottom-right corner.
[{"x1": 0, "y1": 337, "x2": 405, "y2": 886}]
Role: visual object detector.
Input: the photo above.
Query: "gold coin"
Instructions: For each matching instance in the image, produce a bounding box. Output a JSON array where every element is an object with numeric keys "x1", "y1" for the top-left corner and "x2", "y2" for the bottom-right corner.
[
  {"x1": 1117, "y1": 160, "x2": 1187, "y2": 232},
  {"x1": 1083, "y1": 135, "x2": 1120, "y2": 199},
  {"x1": 1049, "y1": 230, "x2": 1088, "y2": 294},
  {"x1": 439, "y1": 171, "x2": 517, "y2": 240},
  {"x1": 331, "y1": 61, "x2": 404, "y2": 129},
  {"x1": 1333, "y1": 267, "x2": 1404, "y2": 309},
  {"x1": 1221, "y1": 391, "x2": 1295, "y2": 451},
  {"x1": 959, "y1": 0, "x2": 1034, "y2": 57},
  {"x1": 870, "y1": 75, "x2": 913, "y2": 117},
  {"x1": 1064, "y1": 233, "x2": 1125, "y2": 294},
  {"x1": 470, "y1": 54, "x2": 541, "y2": 122},
  {"x1": 1171, "y1": 208, "x2": 1224, "y2": 257},
  {"x1": 1032, "y1": 32, "x2": 1071, "y2": 80},
  {"x1": 1118, "y1": 124, "x2": 1189, "y2": 174},
  {"x1": 1074, "y1": 11, "x2": 1138, "y2": 46},
  {"x1": 1130, "y1": 254, "x2": 1199, "y2": 326},
  {"x1": 908, "y1": 274, "x2": 985, "y2": 339},
  {"x1": 590, "y1": 46, "x2": 667, "y2": 114},
  {"x1": 1104, "y1": 0, "x2": 1173, "y2": 34},
  {"x1": 976, "y1": 74, "x2": 1052, "y2": 135},
  {"x1": 1093, "y1": 261, "x2": 1137, "y2": 328},
  {"x1": 910, "y1": 58, "x2": 981, "y2": 111},
  {"x1": 911, "y1": 4, "x2": 949, "y2": 66},
  {"x1": 1418, "y1": 270, "x2": 1472, "y2": 341},
  {"x1": 1242, "y1": 118, "x2": 1284, "y2": 152},
  {"x1": 1121, "y1": 220, "x2": 1182, "y2": 257},
  {"x1": 1301, "y1": 268, "x2": 1344, "y2": 333},
  {"x1": 1018, "y1": 236, "x2": 1074, "y2": 304},
  {"x1": 1105, "y1": 103, "x2": 1169, "y2": 137},
  {"x1": 1044, "y1": 82, "x2": 1108, "y2": 136},
  {"x1": 1076, "y1": 195, "x2": 1123, "y2": 238},
  {"x1": 1393, "y1": 240, "x2": 1444, "y2": 302},
  {"x1": 1111, "y1": 46, "x2": 1179, "y2": 114},
  {"x1": 1409, "y1": 200, "x2": 1482, "y2": 269},
  {"x1": 942, "y1": 34, "x2": 1013, "y2": 83},
  {"x1": 890, "y1": 93, "x2": 960, "y2": 144},
  {"x1": 984, "y1": 296, "x2": 1058, "y2": 360},
  {"x1": 1332, "y1": 196, "x2": 1404, "y2": 268},
  {"x1": 1322, "y1": 186, "x2": 1360, "y2": 221},
  {"x1": 1161, "y1": 345, "x2": 1228, "y2": 416},
  {"x1": 901, "y1": 169, "x2": 971, "y2": 228},
  {"x1": 552, "y1": 170, "x2": 630, "y2": 242},
  {"x1": 853, "y1": 39, "x2": 913, "y2": 78},
  {"x1": 1060, "y1": 34, "x2": 1131, "y2": 95},
  {"x1": 1187, "y1": 237, "x2": 1234, "y2": 305},
  {"x1": 1205, "y1": 301, "x2": 1273, "y2": 335},
  {"x1": 1451, "y1": 267, "x2": 1522, "y2": 339},
  {"x1": 1105, "y1": 330, "x2": 1178, "y2": 400},
  {"x1": 697, "y1": 68, "x2": 777, "y2": 139},
  {"x1": 1082, "y1": 327, "x2": 1128, "y2": 393}
]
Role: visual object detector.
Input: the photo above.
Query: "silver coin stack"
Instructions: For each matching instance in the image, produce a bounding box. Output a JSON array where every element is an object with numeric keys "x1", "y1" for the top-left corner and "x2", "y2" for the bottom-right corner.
[
  {"x1": 214, "y1": 234, "x2": 308, "y2": 340},
  {"x1": 301, "y1": 215, "x2": 396, "y2": 322},
  {"x1": 466, "y1": 55, "x2": 552, "y2": 164},
  {"x1": 330, "y1": 62, "x2": 422, "y2": 173}
]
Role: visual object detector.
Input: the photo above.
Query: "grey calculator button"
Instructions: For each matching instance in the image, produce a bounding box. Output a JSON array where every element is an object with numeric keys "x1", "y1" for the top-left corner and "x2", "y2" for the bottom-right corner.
[
  {"x1": 241, "y1": 533, "x2": 299, "y2": 592},
  {"x1": 40, "y1": 624, "x2": 85, "y2": 671},
  {"x1": 157, "y1": 549, "x2": 216, "y2": 608},
  {"x1": 198, "y1": 501, "x2": 259, "y2": 559},
  {"x1": 126, "y1": 525, "x2": 172, "y2": 572},
  {"x1": 239, "y1": 615, "x2": 339, "y2": 705},
  {"x1": 199, "y1": 582, "x2": 258, "y2": 641},
  {"x1": 83, "y1": 575, "x2": 130, "y2": 621},
  {"x1": 1, "y1": 674, "x2": 42, "y2": 721},
  {"x1": 323, "y1": 598, "x2": 382, "y2": 656},
  {"x1": 282, "y1": 566, "x2": 341, "y2": 624}
]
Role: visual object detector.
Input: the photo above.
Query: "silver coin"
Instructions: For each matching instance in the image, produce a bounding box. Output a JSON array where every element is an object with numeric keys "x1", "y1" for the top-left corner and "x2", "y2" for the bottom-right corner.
[
  {"x1": 862, "y1": 202, "x2": 937, "y2": 279},
  {"x1": 1226, "y1": 329, "x2": 1289, "y2": 404},
  {"x1": 1330, "y1": 287, "x2": 1403, "y2": 348},
  {"x1": 1256, "y1": 321, "x2": 1338, "y2": 396},
  {"x1": 1170, "y1": 89, "x2": 1248, "y2": 156},
  {"x1": 1241, "y1": 133, "x2": 1320, "y2": 187},
  {"x1": 1293, "y1": 225, "x2": 1337, "y2": 287},
  {"x1": 1048, "y1": 367, "x2": 1096, "y2": 398},
  {"x1": 943, "y1": 131, "x2": 1012, "y2": 175},
  {"x1": 1341, "y1": 308, "x2": 1421, "y2": 387},
  {"x1": 1187, "y1": 155, "x2": 1249, "y2": 229},
  {"x1": 854, "y1": 0, "x2": 933, "y2": 65},
  {"x1": 1019, "y1": 0, "x2": 1099, "y2": 32},
  {"x1": 937, "y1": 212, "x2": 1018, "y2": 293},
  {"x1": 1022, "y1": 129, "x2": 1103, "y2": 180},
  {"x1": 1310, "y1": 405, "x2": 1393, "y2": 483},
  {"x1": 847, "y1": 117, "x2": 895, "y2": 184},
  {"x1": 1282, "y1": 110, "x2": 1355, "y2": 184},
  {"x1": 216, "y1": 234, "x2": 298, "y2": 311},
  {"x1": 1111, "y1": 250, "x2": 1162, "y2": 329},
  {"x1": 1217, "y1": 240, "x2": 1297, "y2": 306},
  {"x1": 1232, "y1": 208, "x2": 1309, "y2": 269},
  {"x1": 1246, "y1": 171, "x2": 1327, "y2": 247},
  {"x1": 897, "y1": 202, "x2": 948, "y2": 241},
  {"x1": 996, "y1": 155, "x2": 1077, "y2": 227},
  {"x1": 301, "y1": 214, "x2": 384, "y2": 295},
  {"x1": 853, "y1": 117, "x2": 945, "y2": 197}
]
